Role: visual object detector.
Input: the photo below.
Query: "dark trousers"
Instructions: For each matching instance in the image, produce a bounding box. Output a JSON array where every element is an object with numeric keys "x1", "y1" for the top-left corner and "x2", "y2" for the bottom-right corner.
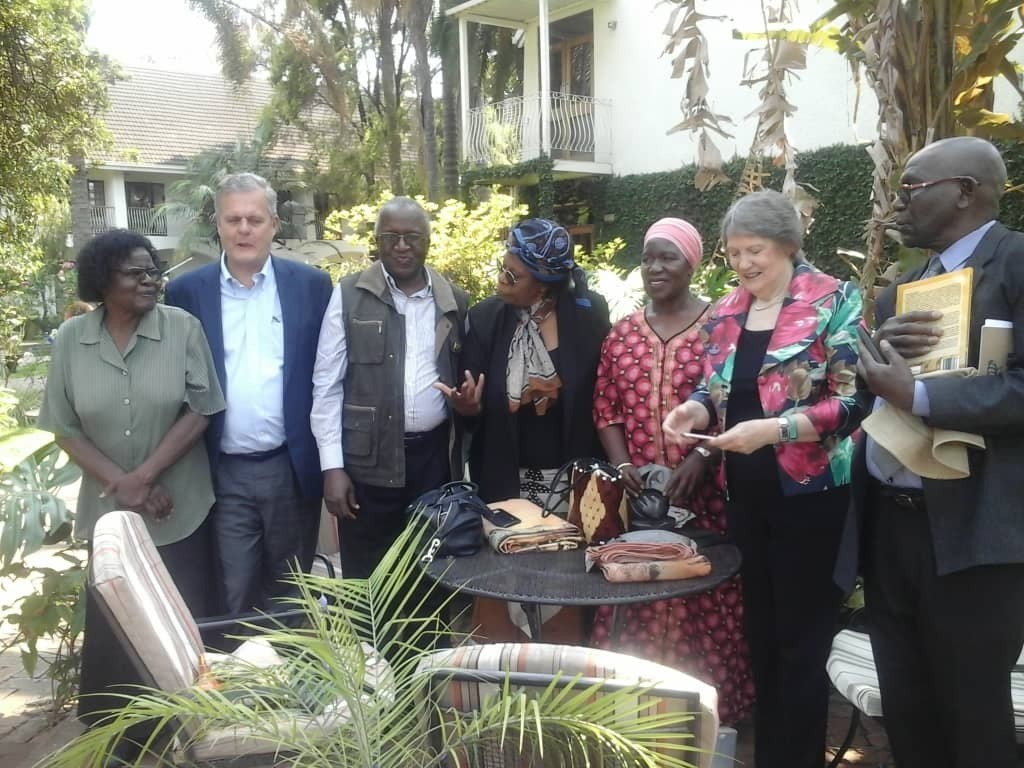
[
  {"x1": 78, "y1": 516, "x2": 215, "y2": 728},
  {"x1": 864, "y1": 486, "x2": 1024, "y2": 768},
  {"x1": 339, "y1": 424, "x2": 450, "y2": 579},
  {"x1": 213, "y1": 450, "x2": 321, "y2": 615},
  {"x1": 727, "y1": 486, "x2": 848, "y2": 768}
]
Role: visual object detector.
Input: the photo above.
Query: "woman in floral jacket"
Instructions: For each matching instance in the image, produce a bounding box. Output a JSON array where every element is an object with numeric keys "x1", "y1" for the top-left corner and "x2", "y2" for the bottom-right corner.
[{"x1": 663, "y1": 190, "x2": 866, "y2": 768}]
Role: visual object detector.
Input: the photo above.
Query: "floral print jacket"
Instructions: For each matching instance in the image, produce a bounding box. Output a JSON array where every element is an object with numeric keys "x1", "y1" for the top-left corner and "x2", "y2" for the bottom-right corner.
[{"x1": 690, "y1": 262, "x2": 866, "y2": 496}]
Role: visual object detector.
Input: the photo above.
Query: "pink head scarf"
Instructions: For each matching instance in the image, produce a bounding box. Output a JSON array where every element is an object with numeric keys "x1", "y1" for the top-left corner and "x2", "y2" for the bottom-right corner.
[{"x1": 643, "y1": 218, "x2": 703, "y2": 269}]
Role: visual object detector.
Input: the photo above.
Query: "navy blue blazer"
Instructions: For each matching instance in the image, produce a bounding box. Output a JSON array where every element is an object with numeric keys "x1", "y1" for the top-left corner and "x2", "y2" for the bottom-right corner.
[{"x1": 165, "y1": 256, "x2": 333, "y2": 499}]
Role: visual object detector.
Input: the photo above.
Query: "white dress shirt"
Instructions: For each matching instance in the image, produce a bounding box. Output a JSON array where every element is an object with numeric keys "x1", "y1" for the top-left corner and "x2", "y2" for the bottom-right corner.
[
  {"x1": 219, "y1": 255, "x2": 286, "y2": 454},
  {"x1": 311, "y1": 263, "x2": 448, "y2": 471},
  {"x1": 866, "y1": 219, "x2": 995, "y2": 486}
]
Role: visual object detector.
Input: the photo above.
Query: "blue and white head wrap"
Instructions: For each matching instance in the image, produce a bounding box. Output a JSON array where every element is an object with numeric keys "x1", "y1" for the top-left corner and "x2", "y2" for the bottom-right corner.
[{"x1": 507, "y1": 218, "x2": 591, "y2": 307}]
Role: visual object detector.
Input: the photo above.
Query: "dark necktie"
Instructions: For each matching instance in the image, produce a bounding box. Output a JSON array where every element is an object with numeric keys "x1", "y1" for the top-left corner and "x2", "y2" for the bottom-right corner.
[{"x1": 921, "y1": 255, "x2": 945, "y2": 279}]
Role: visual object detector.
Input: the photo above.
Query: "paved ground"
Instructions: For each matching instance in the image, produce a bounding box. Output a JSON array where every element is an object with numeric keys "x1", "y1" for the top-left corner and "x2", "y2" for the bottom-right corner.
[{"x1": 0, "y1": 550, "x2": 86, "y2": 768}]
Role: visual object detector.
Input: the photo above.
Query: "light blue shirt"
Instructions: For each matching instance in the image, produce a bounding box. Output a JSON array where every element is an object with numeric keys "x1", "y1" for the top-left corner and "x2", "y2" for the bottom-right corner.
[
  {"x1": 866, "y1": 219, "x2": 996, "y2": 486},
  {"x1": 219, "y1": 255, "x2": 286, "y2": 454}
]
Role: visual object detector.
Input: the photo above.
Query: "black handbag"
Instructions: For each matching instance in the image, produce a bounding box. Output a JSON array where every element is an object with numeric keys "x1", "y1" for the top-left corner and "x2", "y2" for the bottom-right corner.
[
  {"x1": 628, "y1": 488, "x2": 676, "y2": 532},
  {"x1": 408, "y1": 481, "x2": 485, "y2": 564}
]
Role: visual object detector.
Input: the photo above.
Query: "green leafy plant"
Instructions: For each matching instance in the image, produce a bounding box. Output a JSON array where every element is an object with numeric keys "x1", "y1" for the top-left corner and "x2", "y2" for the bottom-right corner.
[
  {"x1": 0, "y1": 399, "x2": 84, "y2": 716},
  {"x1": 325, "y1": 189, "x2": 529, "y2": 303},
  {"x1": 43, "y1": 521, "x2": 706, "y2": 768}
]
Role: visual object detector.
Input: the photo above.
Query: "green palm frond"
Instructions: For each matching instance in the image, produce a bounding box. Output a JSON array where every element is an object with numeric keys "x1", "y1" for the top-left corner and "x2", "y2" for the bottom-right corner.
[{"x1": 42, "y1": 520, "x2": 705, "y2": 768}]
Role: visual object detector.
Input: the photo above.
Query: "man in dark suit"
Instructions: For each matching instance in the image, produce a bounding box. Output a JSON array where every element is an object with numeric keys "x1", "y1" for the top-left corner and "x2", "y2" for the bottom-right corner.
[
  {"x1": 857, "y1": 137, "x2": 1024, "y2": 768},
  {"x1": 165, "y1": 172, "x2": 332, "y2": 615}
]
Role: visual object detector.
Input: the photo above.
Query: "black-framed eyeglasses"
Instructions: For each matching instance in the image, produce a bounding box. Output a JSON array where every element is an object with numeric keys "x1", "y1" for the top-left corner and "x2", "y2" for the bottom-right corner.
[
  {"x1": 897, "y1": 175, "x2": 977, "y2": 204},
  {"x1": 377, "y1": 231, "x2": 426, "y2": 248},
  {"x1": 496, "y1": 262, "x2": 520, "y2": 285},
  {"x1": 117, "y1": 267, "x2": 163, "y2": 282}
]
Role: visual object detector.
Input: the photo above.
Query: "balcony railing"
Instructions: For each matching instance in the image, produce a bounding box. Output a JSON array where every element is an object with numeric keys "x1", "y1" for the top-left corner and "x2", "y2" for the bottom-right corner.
[
  {"x1": 127, "y1": 206, "x2": 168, "y2": 237},
  {"x1": 465, "y1": 93, "x2": 613, "y2": 168},
  {"x1": 90, "y1": 206, "x2": 115, "y2": 234}
]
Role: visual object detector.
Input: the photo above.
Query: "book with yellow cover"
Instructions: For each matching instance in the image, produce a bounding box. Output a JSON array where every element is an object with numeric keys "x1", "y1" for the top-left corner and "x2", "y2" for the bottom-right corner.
[{"x1": 896, "y1": 267, "x2": 973, "y2": 374}]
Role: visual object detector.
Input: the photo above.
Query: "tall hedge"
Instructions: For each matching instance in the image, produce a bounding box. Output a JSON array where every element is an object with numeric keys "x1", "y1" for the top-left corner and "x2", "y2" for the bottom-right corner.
[{"x1": 577, "y1": 140, "x2": 1024, "y2": 280}]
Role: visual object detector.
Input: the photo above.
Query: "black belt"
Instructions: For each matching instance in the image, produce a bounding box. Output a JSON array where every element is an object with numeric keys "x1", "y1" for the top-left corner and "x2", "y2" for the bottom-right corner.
[
  {"x1": 223, "y1": 444, "x2": 287, "y2": 461},
  {"x1": 403, "y1": 423, "x2": 446, "y2": 444},
  {"x1": 871, "y1": 479, "x2": 926, "y2": 512}
]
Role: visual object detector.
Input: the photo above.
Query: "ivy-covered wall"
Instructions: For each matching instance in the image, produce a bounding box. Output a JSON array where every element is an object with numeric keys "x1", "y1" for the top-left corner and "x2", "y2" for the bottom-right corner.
[
  {"x1": 577, "y1": 140, "x2": 1024, "y2": 280},
  {"x1": 463, "y1": 142, "x2": 1024, "y2": 280},
  {"x1": 588, "y1": 144, "x2": 873, "y2": 280}
]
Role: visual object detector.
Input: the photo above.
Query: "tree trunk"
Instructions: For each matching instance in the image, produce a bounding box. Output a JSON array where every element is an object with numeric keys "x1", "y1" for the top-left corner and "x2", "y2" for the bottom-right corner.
[
  {"x1": 407, "y1": 0, "x2": 439, "y2": 200},
  {"x1": 377, "y1": 1, "x2": 404, "y2": 194},
  {"x1": 69, "y1": 154, "x2": 92, "y2": 253},
  {"x1": 438, "y1": 0, "x2": 460, "y2": 198}
]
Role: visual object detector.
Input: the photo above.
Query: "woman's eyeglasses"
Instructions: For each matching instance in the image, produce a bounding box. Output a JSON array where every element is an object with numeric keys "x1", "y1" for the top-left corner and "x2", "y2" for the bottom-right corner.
[
  {"x1": 377, "y1": 232, "x2": 426, "y2": 248},
  {"x1": 496, "y1": 263, "x2": 520, "y2": 285},
  {"x1": 896, "y1": 176, "x2": 977, "y2": 204},
  {"x1": 117, "y1": 267, "x2": 163, "y2": 282}
]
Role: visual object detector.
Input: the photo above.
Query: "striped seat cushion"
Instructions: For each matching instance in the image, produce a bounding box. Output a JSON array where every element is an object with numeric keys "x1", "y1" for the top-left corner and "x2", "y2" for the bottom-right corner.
[
  {"x1": 418, "y1": 642, "x2": 719, "y2": 768},
  {"x1": 1013, "y1": 647, "x2": 1024, "y2": 736},
  {"x1": 831, "y1": 629, "x2": 1024, "y2": 741},
  {"x1": 827, "y1": 629, "x2": 883, "y2": 718},
  {"x1": 90, "y1": 510, "x2": 203, "y2": 694}
]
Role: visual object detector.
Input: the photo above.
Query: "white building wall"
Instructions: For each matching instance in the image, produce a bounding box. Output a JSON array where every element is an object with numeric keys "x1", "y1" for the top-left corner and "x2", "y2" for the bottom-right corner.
[{"x1": 590, "y1": 0, "x2": 878, "y2": 176}]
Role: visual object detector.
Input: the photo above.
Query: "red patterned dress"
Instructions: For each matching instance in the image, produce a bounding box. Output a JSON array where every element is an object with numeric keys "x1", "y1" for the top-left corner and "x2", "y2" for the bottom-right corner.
[{"x1": 590, "y1": 307, "x2": 754, "y2": 725}]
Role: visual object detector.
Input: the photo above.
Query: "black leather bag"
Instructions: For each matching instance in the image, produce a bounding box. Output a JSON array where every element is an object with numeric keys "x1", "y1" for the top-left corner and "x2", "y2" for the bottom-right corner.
[
  {"x1": 408, "y1": 481, "x2": 485, "y2": 563},
  {"x1": 628, "y1": 488, "x2": 676, "y2": 532}
]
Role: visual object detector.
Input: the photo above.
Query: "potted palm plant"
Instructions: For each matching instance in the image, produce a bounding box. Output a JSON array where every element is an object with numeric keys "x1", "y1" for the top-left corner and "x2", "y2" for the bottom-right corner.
[{"x1": 41, "y1": 520, "x2": 708, "y2": 768}]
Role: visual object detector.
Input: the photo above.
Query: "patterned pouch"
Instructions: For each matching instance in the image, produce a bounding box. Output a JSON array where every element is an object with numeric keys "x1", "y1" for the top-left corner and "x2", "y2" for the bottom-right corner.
[{"x1": 542, "y1": 458, "x2": 628, "y2": 545}]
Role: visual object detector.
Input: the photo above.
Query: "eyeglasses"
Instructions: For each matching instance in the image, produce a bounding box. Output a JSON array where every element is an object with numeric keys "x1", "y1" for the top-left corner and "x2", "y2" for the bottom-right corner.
[
  {"x1": 377, "y1": 232, "x2": 426, "y2": 248},
  {"x1": 897, "y1": 176, "x2": 977, "y2": 204},
  {"x1": 117, "y1": 267, "x2": 163, "y2": 282},
  {"x1": 496, "y1": 262, "x2": 520, "y2": 285}
]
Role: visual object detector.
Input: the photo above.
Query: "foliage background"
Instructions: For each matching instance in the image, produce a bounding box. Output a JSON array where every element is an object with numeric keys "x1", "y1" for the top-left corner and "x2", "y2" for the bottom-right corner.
[{"x1": 324, "y1": 190, "x2": 528, "y2": 303}]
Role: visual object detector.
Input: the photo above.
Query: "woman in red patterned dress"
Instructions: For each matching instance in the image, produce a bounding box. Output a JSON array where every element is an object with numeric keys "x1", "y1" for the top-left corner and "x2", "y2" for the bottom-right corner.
[{"x1": 589, "y1": 217, "x2": 754, "y2": 725}]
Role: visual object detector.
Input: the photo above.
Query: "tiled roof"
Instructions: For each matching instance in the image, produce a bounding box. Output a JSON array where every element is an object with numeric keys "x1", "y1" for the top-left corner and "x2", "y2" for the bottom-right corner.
[{"x1": 94, "y1": 67, "x2": 322, "y2": 171}]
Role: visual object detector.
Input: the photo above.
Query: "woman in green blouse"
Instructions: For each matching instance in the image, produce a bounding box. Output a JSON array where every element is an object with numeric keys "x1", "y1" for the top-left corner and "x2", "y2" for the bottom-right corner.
[{"x1": 39, "y1": 229, "x2": 225, "y2": 762}]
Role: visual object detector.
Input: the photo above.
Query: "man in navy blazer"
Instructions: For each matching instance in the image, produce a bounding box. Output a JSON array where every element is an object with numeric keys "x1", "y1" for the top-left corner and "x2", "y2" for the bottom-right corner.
[
  {"x1": 165, "y1": 172, "x2": 332, "y2": 616},
  {"x1": 856, "y1": 137, "x2": 1024, "y2": 768}
]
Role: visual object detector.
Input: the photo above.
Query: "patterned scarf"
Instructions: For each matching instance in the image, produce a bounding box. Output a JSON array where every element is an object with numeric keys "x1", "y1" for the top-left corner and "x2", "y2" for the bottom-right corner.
[{"x1": 506, "y1": 298, "x2": 562, "y2": 414}]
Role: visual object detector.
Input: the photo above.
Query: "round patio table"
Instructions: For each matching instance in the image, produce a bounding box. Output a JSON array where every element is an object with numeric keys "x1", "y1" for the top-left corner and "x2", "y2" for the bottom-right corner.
[{"x1": 424, "y1": 541, "x2": 742, "y2": 640}]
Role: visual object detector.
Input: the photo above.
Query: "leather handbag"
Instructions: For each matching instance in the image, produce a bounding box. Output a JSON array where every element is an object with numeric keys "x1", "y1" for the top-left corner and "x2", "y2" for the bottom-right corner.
[
  {"x1": 407, "y1": 481, "x2": 485, "y2": 564},
  {"x1": 628, "y1": 488, "x2": 676, "y2": 532},
  {"x1": 543, "y1": 458, "x2": 629, "y2": 545}
]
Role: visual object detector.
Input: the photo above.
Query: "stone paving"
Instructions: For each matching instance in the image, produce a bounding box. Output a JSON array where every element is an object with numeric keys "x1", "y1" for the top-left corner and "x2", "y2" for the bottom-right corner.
[{"x1": 0, "y1": 548, "x2": 85, "y2": 768}]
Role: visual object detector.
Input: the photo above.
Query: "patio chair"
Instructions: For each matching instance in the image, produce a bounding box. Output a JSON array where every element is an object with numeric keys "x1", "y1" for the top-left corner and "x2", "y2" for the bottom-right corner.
[
  {"x1": 826, "y1": 627, "x2": 1024, "y2": 767},
  {"x1": 86, "y1": 509, "x2": 390, "y2": 766},
  {"x1": 418, "y1": 642, "x2": 720, "y2": 768}
]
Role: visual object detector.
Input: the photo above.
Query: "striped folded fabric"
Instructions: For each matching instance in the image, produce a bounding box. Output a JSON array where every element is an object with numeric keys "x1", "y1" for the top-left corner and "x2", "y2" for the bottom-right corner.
[
  {"x1": 585, "y1": 530, "x2": 711, "y2": 583},
  {"x1": 483, "y1": 498, "x2": 584, "y2": 554}
]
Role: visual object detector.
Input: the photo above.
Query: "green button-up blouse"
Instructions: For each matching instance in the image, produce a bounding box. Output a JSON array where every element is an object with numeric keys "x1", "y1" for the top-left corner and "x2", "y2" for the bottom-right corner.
[{"x1": 38, "y1": 304, "x2": 226, "y2": 545}]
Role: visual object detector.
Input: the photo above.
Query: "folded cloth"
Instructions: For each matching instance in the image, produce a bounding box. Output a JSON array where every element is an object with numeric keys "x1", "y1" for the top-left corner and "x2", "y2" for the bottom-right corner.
[
  {"x1": 483, "y1": 498, "x2": 584, "y2": 554},
  {"x1": 862, "y1": 368, "x2": 984, "y2": 480},
  {"x1": 585, "y1": 530, "x2": 711, "y2": 583}
]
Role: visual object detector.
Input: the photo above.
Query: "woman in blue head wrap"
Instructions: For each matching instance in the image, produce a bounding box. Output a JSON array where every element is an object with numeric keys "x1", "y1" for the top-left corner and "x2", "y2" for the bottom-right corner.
[{"x1": 437, "y1": 218, "x2": 610, "y2": 640}]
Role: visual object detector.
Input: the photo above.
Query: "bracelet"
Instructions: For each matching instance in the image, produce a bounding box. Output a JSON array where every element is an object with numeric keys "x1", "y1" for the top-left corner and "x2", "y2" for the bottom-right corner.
[
  {"x1": 786, "y1": 415, "x2": 799, "y2": 442},
  {"x1": 777, "y1": 415, "x2": 799, "y2": 443},
  {"x1": 614, "y1": 461, "x2": 633, "y2": 472}
]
